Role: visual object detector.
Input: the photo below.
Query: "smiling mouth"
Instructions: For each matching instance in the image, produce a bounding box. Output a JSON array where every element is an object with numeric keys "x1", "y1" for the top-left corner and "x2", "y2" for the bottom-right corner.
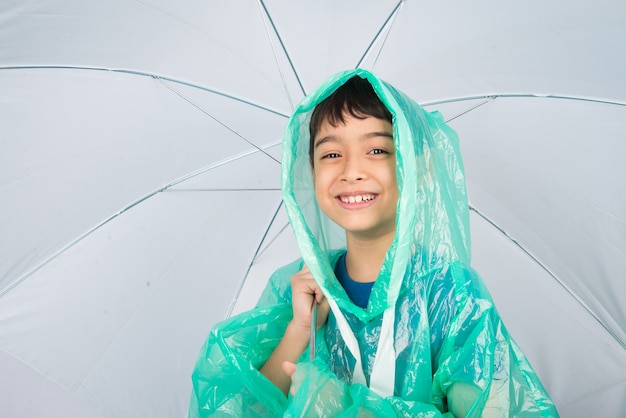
[{"x1": 338, "y1": 193, "x2": 376, "y2": 204}]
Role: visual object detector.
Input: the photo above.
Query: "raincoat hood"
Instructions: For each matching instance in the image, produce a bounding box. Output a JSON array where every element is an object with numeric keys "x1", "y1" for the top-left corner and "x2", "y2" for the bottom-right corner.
[{"x1": 282, "y1": 69, "x2": 470, "y2": 322}]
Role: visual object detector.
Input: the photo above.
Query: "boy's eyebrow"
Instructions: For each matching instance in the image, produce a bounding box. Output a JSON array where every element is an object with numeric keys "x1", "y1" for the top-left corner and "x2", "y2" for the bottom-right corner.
[
  {"x1": 314, "y1": 131, "x2": 393, "y2": 149},
  {"x1": 364, "y1": 131, "x2": 394, "y2": 140}
]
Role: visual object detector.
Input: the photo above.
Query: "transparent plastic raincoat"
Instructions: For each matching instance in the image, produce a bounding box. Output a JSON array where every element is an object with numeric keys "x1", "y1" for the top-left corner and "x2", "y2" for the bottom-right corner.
[{"x1": 189, "y1": 69, "x2": 558, "y2": 417}]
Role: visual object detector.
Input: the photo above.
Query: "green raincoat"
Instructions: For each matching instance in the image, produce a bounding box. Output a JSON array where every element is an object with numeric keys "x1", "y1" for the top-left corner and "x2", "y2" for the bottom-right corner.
[{"x1": 189, "y1": 69, "x2": 558, "y2": 417}]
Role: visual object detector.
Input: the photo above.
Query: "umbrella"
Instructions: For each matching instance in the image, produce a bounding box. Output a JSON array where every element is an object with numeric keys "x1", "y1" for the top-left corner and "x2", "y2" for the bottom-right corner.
[{"x1": 1, "y1": 1, "x2": 625, "y2": 417}]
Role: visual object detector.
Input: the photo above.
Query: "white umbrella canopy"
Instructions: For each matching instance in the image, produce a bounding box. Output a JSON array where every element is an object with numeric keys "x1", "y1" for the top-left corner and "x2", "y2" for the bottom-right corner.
[{"x1": 1, "y1": 1, "x2": 624, "y2": 417}]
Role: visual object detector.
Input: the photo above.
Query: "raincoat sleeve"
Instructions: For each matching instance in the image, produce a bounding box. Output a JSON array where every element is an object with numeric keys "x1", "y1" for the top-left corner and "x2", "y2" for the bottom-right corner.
[
  {"x1": 429, "y1": 263, "x2": 558, "y2": 417},
  {"x1": 188, "y1": 259, "x2": 303, "y2": 418}
]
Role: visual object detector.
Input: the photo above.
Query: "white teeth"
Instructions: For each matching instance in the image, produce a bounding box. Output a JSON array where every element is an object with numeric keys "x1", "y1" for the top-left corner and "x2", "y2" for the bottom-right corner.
[{"x1": 340, "y1": 194, "x2": 374, "y2": 203}]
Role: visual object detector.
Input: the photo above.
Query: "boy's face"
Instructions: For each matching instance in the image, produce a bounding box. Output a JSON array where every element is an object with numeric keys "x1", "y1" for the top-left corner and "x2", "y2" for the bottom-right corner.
[{"x1": 312, "y1": 114, "x2": 398, "y2": 241}]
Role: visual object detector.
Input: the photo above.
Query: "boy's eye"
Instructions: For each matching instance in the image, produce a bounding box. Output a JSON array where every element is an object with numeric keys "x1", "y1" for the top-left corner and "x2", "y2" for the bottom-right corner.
[
  {"x1": 369, "y1": 148, "x2": 388, "y2": 155},
  {"x1": 322, "y1": 152, "x2": 341, "y2": 159}
]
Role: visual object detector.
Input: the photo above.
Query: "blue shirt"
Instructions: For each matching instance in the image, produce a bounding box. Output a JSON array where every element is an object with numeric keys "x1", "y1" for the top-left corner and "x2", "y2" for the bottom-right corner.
[{"x1": 334, "y1": 252, "x2": 374, "y2": 309}]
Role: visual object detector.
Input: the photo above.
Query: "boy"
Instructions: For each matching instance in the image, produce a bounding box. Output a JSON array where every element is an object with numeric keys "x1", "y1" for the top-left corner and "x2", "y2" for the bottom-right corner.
[{"x1": 189, "y1": 70, "x2": 558, "y2": 417}]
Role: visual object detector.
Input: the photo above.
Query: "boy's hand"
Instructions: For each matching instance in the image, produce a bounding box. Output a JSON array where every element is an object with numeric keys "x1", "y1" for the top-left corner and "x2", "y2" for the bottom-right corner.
[
  {"x1": 289, "y1": 264, "x2": 330, "y2": 340},
  {"x1": 260, "y1": 264, "x2": 330, "y2": 396}
]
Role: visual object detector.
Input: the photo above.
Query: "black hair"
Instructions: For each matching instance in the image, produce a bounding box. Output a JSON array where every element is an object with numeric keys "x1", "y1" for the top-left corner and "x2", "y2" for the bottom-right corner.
[{"x1": 309, "y1": 75, "x2": 392, "y2": 164}]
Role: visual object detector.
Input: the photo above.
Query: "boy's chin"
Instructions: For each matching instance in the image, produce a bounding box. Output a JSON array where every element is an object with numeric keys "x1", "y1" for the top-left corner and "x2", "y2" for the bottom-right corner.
[{"x1": 342, "y1": 223, "x2": 396, "y2": 241}]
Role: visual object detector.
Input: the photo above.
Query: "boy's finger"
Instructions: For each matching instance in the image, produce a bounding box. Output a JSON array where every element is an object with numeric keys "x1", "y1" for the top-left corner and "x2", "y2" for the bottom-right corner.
[{"x1": 282, "y1": 361, "x2": 297, "y2": 379}]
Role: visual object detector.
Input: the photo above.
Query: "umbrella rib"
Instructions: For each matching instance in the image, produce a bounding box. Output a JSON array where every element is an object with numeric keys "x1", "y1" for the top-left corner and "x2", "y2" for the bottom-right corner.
[
  {"x1": 255, "y1": 221, "x2": 291, "y2": 259},
  {"x1": 0, "y1": 147, "x2": 281, "y2": 299},
  {"x1": 422, "y1": 93, "x2": 626, "y2": 108},
  {"x1": 369, "y1": 3, "x2": 404, "y2": 69},
  {"x1": 156, "y1": 76, "x2": 281, "y2": 164},
  {"x1": 258, "y1": 0, "x2": 307, "y2": 97},
  {"x1": 257, "y1": 0, "x2": 297, "y2": 111},
  {"x1": 167, "y1": 188, "x2": 281, "y2": 192},
  {"x1": 0, "y1": 65, "x2": 290, "y2": 118},
  {"x1": 443, "y1": 98, "x2": 494, "y2": 123},
  {"x1": 355, "y1": 0, "x2": 405, "y2": 69},
  {"x1": 164, "y1": 141, "x2": 282, "y2": 189},
  {"x1": 469, "y1": 205, "x2": 626, "y2": 351},
  {"x1": 4, "y1": 67, "x2": 625, "y2": 110},
  {"x1": 225, "y1": 200, "x2": 285, "y2": 319}
]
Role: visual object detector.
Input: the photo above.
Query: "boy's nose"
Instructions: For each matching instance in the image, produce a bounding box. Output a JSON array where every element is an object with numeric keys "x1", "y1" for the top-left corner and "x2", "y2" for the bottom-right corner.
[{"x1": 341, "y1": 157, "x2": 365, "y2": 182}]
